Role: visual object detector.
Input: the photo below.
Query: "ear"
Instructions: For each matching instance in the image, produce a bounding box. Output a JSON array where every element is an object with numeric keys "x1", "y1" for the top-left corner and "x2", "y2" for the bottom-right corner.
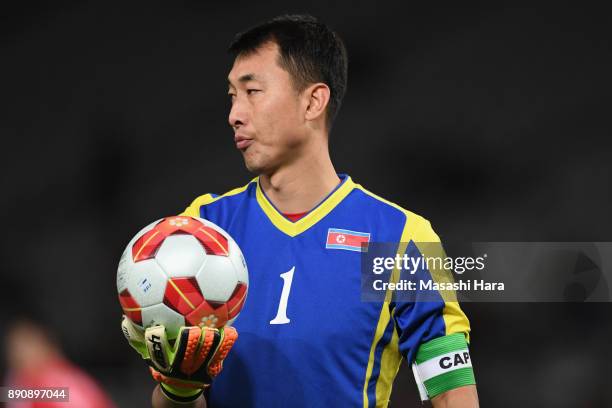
[{"x1": 303, "y1": 83, "x2": 331, "y2": 123}]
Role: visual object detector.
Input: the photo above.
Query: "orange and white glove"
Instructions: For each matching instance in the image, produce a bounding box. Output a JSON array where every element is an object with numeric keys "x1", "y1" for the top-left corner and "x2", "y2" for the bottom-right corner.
[{"x1": 122, "y1": 316, "x2": 238, "y2": 403}]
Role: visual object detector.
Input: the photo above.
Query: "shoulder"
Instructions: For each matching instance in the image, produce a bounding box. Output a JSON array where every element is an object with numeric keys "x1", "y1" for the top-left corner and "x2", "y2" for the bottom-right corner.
[
  {"x1": 180, "y1": 178, "x2": 257, "y2": 217},
  {"x1": 351, "y1": 181, "x2": 440, "y2": 242}
]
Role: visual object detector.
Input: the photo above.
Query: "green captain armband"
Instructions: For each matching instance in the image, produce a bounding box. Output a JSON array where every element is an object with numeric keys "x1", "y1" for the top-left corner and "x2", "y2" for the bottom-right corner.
[{"x1": 411, "y1": 333, "x2": 476, "y2": 400}]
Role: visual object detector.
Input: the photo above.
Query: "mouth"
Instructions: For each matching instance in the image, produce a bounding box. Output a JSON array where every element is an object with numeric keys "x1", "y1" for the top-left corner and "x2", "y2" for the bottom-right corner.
[{"x1": 234, "y1": 135, "x2": 253, "y2": 150}]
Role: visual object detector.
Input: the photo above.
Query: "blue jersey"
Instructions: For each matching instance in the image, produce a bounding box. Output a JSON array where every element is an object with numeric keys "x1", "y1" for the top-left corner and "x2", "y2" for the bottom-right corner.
[{"x1": 181, "y1": 174, "x2": 470, "y2": 408}]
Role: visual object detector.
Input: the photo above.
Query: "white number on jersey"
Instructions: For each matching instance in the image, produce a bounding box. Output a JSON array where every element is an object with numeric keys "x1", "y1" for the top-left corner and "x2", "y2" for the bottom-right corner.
[{"x1": 269, "y1": 266, "x2": 295, "y2": 325}]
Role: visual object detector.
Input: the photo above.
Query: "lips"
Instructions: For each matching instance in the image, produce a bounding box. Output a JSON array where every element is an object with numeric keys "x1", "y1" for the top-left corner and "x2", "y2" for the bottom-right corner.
[{"x1": 234, "y1": 135, "x2": 253, "y2": 150}]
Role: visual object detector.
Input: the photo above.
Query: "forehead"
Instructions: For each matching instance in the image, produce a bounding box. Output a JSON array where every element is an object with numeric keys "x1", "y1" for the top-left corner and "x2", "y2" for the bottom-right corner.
[{"x1": 227, "y1": 42, "x2": 285, "y2": 84}]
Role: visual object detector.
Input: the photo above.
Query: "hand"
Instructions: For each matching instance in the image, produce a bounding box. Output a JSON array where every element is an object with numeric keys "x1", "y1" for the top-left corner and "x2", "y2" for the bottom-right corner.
[{"x1": 121, "y1": 316, "x2": 238, "y2": 402}]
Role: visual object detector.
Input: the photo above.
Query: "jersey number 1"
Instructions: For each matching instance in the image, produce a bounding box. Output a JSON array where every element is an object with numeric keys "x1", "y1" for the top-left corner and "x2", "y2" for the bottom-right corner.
[{"x1": 269, "y1": 266, "x2": 295, "y2": 325}]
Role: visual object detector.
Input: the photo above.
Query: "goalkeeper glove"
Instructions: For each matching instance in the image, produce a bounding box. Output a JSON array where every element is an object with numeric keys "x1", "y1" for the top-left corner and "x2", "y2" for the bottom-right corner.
[{"x1": 121, "y1": 316, "x2": 238, "y2": 403}]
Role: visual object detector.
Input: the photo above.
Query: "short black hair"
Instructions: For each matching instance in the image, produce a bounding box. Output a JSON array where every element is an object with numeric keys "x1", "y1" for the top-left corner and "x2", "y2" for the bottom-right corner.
[{"x1": 229, "y1": 14, "x2": 348, "y2": 130}]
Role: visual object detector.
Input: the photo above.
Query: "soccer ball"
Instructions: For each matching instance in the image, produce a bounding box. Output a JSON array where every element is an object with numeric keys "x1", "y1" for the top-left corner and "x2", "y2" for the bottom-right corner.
[{"x1": 117, "y1": 216, "x2": 248, "y2": 338}]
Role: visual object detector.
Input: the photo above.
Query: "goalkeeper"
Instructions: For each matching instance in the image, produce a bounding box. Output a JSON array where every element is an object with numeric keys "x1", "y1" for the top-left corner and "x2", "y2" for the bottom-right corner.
[{"x1": 122, "y1": 14, "x2": 479, "y2": 408}]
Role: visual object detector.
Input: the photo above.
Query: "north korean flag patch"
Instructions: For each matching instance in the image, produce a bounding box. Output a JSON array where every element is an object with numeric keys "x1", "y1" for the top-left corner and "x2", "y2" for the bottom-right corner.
[{"x1": 326, "y1": 228, "x2": 370, "y2": 252}]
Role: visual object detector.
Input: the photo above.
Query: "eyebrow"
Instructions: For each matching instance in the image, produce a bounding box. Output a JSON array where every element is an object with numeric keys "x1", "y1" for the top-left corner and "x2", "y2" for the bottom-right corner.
[{"x1": 227, "y1": 73, "x2": 259, "y2": 88}]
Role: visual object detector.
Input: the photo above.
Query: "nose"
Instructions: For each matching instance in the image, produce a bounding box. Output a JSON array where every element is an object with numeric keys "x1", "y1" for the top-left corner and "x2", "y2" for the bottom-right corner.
[{"x1": 228, "y1": 97, "x2": 247, "y2": 130}]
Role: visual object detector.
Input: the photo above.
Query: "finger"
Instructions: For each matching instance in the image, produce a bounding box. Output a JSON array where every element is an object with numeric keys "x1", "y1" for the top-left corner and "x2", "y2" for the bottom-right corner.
[
  {"x1": 207, "y1": 326, "x2": 238, "y2": 377},
  {"x1": 191, "y1": 328, "x2": 222, "y2": 381},
  {"x1": 179, "y1": 327, "x2": 206, "y2": 375},
  {"x1": 122, "y1": 316, "x2": 144, "y2": 341},
  {"x1": 145, "y1": 325, "x2": 172, "y2": 373},
  {"x1": 121, "y1": 316, "x2": 148, "y2": 359},
  {"x1": 187, "y1": 327, "x2": 217, "y2": 375}
]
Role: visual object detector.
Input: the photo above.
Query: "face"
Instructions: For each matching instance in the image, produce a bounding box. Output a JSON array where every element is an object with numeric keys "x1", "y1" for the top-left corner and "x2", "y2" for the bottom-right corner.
[{"x1": 227, "y1": 42, "x2": 308, "y2": 174}]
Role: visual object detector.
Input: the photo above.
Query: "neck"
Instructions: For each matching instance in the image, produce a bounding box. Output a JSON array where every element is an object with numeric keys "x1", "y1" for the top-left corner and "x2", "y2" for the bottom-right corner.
[{"x1": 259, "y1": 141, "x2": 340, "y2": 214}]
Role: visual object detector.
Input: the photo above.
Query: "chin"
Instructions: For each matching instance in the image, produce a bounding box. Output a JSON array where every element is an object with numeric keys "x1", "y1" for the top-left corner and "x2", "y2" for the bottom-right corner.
[
  {"x1": 242, "y1": 150, "x2": 268, "y2": 174},
  {"x1": 243, "y1": 157, "x2": 264, "y2": 175}
]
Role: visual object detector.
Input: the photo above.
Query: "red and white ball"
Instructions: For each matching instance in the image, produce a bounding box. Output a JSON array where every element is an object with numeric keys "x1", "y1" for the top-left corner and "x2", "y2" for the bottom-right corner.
[{"x1": 117, "y1": 216, "x2": 248, "y2": 338}]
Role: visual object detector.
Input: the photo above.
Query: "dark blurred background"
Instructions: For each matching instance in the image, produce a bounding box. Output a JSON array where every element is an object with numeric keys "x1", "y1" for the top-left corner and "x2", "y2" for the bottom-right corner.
[{"x1": 1, "y1": 2, "x2": 611, "y2": 406}]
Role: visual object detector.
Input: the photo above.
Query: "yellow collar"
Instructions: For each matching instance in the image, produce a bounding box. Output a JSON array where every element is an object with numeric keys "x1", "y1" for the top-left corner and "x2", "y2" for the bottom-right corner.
[{"x1": 255, "y1": 175, "x2": 355, "y2": 237}]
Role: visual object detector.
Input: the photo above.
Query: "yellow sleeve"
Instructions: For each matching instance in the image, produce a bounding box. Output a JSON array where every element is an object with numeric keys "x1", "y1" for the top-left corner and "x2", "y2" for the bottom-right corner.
[{"x1": 411, "y1": 216, "x2": 471, "y2": 342}]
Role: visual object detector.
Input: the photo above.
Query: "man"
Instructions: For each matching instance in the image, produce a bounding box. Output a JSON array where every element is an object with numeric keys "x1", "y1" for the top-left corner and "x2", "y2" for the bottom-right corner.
[{"x1": 123, "y1": 14, "x2": 478, "y2": 407}]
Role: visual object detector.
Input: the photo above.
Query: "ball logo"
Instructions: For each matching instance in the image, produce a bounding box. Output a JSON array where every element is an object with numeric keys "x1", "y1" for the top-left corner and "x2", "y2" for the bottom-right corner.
[
  {"x1": 439, "y1": 352, "x2": 471, "y2": 370},
  {"x1": 169, "y1": 217, "x2": 189, "y2": 227},
  {"x1": 138, "y1": 278, "x2": 152, "y2": 293},
  {"x1": 336, "y1": 234, "x2": 346, "y2": 244},
  {"x1": 200, "y1": 314, "x2": 219, "y2": 328}
]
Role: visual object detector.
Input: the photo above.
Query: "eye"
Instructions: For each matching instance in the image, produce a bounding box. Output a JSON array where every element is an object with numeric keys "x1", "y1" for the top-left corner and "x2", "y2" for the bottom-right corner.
[{"x1": 246, "y1": 89, "x2": 261, "y2": 95}]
